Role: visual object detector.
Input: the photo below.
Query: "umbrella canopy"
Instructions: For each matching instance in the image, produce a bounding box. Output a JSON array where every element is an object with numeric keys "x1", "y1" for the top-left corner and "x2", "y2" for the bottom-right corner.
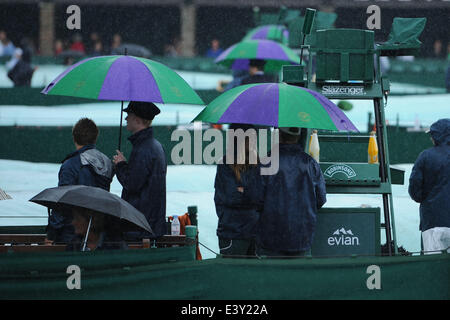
[
  {"x1": 192, "y1": 83, "x2": 358, "y2": 132},
  {"x1": 30, "y1": 185, "x2": 153, "y2": 235},
  {"x1": 41, "y1": 55, "x2": 204, "y2": 105},
  {"x1": 243, "y1": 24, "x2": 289, "y2": 45},
  {"x1": 214, "y1": 39, "x2": 300, "y2": 72}
]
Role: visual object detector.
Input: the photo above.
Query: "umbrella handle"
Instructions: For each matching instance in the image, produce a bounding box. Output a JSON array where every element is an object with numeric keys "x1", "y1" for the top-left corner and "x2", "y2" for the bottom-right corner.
[{"x1": 82, "y1": 216, "x2": 92, "y2": 252}]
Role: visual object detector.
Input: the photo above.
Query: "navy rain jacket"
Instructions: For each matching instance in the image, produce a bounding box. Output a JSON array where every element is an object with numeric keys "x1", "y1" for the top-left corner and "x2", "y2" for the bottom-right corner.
[
  {"x1": 214, "y1": 160, "x2": 260, "y2": 240},
  {"x1": 115, "y1": 127, "x2": 167, "y2": 238},
  {"x1": 409, "y1": 118, "x2": 450, "y2": 231},
  {"x1": 257, "y1": 143, "x2": 327, "y2": 253},
  {"x1": 48, "y1": 145, "x2": 114, "y2": 232}
]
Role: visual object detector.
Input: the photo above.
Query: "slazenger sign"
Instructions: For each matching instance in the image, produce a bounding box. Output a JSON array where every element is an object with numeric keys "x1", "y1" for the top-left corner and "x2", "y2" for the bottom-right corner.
[
  {"x1": 321, "y1": 86, "x2": 366, "y2": 96},
  {"x1": 324, "y1": 164, "x2": 357, "y2": 178}
]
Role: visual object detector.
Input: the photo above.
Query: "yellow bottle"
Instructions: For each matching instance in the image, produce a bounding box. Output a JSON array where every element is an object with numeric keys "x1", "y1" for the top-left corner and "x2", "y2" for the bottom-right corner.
[
  {"x1": 309, "y1": 129, "x2": 320, "y2": 162},
  {"x1": 368, "y1": 131, "x2": 379, "y2": 164}
]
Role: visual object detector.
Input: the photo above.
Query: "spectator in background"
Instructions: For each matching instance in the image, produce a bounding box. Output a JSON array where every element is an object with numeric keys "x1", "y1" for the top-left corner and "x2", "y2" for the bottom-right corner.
[
  {"x1": 432, "y1": 39, "x2": 444, "y2": 59},
  {"x1": 0, "y1": 30, "x2": 16, "y2": 57},
  {"x1": 54, "y1": 39, "x2": 64, "y2": 56},
  {"x1": 6, "y1": 38, "x2": 37, "y2": 87},
  {"x1": 164, "y1": 42, "x2": 178, "y2": 57},
  {"x1": 88, "y1": 32, "x2": 100, "y2": 54},
  {"x1": 91, "y1": 40, "x2": 104, "y2": 56},
  {"x1": 110, "y1": 33, "x2": 122, "y2": 53},
  {"x1": 205, "y1": 38, "x2": 223, "y2": 59},
  {"x1": 70, "y1": 33, "x2": 85, "y2": 54},
  {"x1": 19, "y1": 38, "x2": 34, "y2": 63},
  {"x1": 64, "y1": 56, "x2": 75, "y2": 66}
]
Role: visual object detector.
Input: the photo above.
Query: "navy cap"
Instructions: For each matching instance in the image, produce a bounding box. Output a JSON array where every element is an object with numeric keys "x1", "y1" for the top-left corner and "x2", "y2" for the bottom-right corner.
[{"x1": 124, "y1": 101, "x2": 161, "y2": 120}]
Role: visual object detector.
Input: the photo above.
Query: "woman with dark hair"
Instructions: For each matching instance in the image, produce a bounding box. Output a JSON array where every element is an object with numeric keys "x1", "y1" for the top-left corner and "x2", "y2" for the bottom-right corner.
[
  {"x1": 214, "y1": 124, "x2": 261, "y2": 257},
  {"x1": 71, "y1": 207, "x2": 127, "y2": 251}
]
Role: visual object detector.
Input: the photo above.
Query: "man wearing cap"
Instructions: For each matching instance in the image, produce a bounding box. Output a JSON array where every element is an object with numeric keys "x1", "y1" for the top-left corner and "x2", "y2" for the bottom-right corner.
[
  {"x1": 256, "y1": 127, "x2": 326, "y2": 257},
  {"x1": 113, "y1": 101, "x2": 167, "y2": 240},
  {"x1": 409, "y1": 118, "x2": 450, "y2": 253},
  {"x1": 240, "y1": 59, "x2": 277, "y2": 85}
]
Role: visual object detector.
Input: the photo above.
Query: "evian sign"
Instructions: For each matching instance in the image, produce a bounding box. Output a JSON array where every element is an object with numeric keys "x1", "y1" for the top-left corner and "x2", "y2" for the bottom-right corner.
[
  {"x1": 321, "y1": 86, "x2": 366, "y2": 96},
  {"x1": 328, "y1": 227, "x2": 360, "y2": 246}
]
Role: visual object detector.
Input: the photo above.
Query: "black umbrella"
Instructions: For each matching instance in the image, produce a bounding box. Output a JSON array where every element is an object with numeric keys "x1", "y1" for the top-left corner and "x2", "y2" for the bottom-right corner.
[{"x1": 30, "y1": 185, "x2": 154, "y2": 250}]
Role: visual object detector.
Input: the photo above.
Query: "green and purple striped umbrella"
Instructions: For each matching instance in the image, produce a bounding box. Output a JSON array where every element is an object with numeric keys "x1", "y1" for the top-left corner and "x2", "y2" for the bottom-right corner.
[
  {"x1": 42, "y1": 55, "x2": 204, "y2": 150},
  {"x1": 214, "y1": 39, "x2": 300, "y2": 72},
  {"x1": 243, "y1": 24, "x2": 289, "y2": 45},
  {"x1": 192, "y1": 83, "x2": 358, "y2": 132},
  {"x1": 42, "y1": 55, "x2": 204, "y2": 105}
]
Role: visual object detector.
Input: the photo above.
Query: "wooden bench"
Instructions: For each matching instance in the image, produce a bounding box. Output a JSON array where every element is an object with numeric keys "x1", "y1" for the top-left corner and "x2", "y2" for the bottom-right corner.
[
  {"x1": 0, "y1": 234, "x2": 194, "y2": 253},
  {"x1": 0, "y1": 234, "x2": 47, "y2": 245},
  {"x1": 0, "y1": 244, "x2": 67, "y2": 253},
  {"x1": 127, "y1": 235, "x2": 194, "y2": 249}
]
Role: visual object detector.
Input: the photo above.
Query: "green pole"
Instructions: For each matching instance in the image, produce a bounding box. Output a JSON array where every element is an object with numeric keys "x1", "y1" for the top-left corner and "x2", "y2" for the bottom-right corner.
[{"x1": 375, "y1": 51, "x2": 398, "y2": 255}]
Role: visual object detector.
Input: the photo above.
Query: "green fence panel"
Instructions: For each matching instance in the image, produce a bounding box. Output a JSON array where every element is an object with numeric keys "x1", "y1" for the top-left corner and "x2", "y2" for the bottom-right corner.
[
  {"x1": 0, "y1": 251, "x2": 448, "y2": 299},
  {"x1": 0, "y1": 125, "x2": 433, "y2": 165}
]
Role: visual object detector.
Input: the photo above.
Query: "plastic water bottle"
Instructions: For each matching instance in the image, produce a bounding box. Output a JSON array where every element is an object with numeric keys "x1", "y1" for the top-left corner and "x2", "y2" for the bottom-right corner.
[
  {"x1": 368, "y1": 131, "x2": 379, "y2": 164},
  {"x1": 171, "y1": 215, "x2": 180, "y2": 236},
  {"x1": 309, "y1": 130, "x2": 320, "y2": 162}
]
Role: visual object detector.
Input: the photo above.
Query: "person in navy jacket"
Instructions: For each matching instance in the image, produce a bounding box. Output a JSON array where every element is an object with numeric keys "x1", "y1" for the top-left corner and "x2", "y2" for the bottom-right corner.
[
  {"x1": 113, "y1": 101, "x2": 167, "y2": 240},
  {"x1": 409, "y1": 118, "x2": 450, "y2": 252},
  {"x1": 214, "y1": 124, "x2": 260, "y2": 256},
  {"x1": 256, "y1": 127, "x2": 326, "y2": 257},
  {"x1": 46, "y1": 118, "x2": 114, "y2": 244}
]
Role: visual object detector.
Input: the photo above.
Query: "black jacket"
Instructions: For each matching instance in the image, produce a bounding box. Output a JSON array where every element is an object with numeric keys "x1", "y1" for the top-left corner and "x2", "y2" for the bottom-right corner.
[
  {"x1": 409, "y1": 119, "x2": 450, "y2": 231},
  {"x1": 256, "y1": 143, "x2": 327, "y2": 252},
  {"x1": 115, "y1": 127, "x2": 167, "y2": 238},
  {"x1": 214, "y1": 161, "x2": 260, "y2": 240},
  {"x1": 7, "y1": 60, "x2": 34, "y2": 87},
  {"x1": 47, "y1": 145, "x2": 114, "y2": 238}
]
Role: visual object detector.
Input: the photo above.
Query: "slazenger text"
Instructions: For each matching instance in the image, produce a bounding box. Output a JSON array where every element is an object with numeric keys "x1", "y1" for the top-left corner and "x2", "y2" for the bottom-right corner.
[{"x1": 322, "y1": 86, "x2": 366, "y2": 96}]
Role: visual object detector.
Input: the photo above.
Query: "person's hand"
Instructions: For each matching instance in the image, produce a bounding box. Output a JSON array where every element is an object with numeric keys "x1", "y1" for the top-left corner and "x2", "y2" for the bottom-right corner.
[
  {"x1": 237, "y1": 187, "x2": 244, "y2": 193},
  {"x1": 44, "y1": 238, "x2": 53, "y2": 245},
  {"x1": 113, "y1": 150, "x2": 126, "y2": 165}
]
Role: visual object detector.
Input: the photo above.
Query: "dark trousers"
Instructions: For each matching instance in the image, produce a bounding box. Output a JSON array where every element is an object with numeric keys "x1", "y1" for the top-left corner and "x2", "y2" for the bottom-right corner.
[{"x1": 218, "y1": 237, "x2": 256, "y2": 257}]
